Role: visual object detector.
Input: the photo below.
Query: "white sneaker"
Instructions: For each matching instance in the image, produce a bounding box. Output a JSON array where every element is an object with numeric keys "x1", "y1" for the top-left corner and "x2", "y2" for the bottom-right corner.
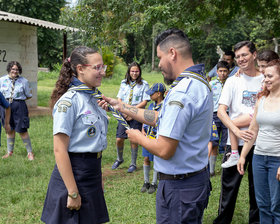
[{"x1": 221, "y1": 153, "x2": 239, "y2": 168}]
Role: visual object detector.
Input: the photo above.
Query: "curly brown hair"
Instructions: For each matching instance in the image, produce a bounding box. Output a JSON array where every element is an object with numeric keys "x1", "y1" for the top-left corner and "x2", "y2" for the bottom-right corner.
[{"x1": 50, "y1": 46, "x2": 97, "y2": 109}]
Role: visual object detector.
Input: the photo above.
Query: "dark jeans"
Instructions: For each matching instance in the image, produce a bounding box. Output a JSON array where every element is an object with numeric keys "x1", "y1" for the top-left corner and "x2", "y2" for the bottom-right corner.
[{"x1": 213, "y1": 145, "x2": 259, "y2": 224}]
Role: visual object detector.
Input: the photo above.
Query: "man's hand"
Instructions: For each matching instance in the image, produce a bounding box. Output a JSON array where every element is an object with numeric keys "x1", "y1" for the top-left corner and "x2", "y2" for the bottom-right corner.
[
  {"x1": 234, "y1": 129, "x2": 254, "y2": 142},
  {"x1": 126, "y1": 129, "x2": 143, "y2": 144},
  {"x1": 98, "y1": 95, "x2": 121, "y2": 111}
]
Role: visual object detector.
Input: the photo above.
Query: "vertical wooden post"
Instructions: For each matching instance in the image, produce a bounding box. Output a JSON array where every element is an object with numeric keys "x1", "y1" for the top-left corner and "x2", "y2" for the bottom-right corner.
[
  {"x1": 152, "y1": 24, "x2": 155, "y2": 71},
  {"x1": 63, "y1": 32, "x2": 67, "y2": 61}
]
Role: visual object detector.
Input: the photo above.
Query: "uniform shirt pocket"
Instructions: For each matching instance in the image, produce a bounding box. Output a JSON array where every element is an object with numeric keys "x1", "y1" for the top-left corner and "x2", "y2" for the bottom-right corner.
[{"x1": 82, "y1": 114, "x2": 98, "y2": 126}]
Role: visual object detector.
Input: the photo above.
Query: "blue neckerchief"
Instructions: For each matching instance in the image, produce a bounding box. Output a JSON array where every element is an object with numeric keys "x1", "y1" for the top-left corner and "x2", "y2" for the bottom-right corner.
[
  {"x1": 170, "y1": 64, "x2": 211, "y2": 91},
  {"x1": 146, "y1": 101, "x2": 163, "y2": 138},
  {"x1": 69, "y1": 77, "x2": 130, "y2": 129}
]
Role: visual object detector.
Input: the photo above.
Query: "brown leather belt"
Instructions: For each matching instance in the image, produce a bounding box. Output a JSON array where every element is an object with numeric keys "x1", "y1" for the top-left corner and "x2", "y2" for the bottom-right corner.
[
  {"x1": 158, "y1": 166, "x2": 207, "y2": 180},
  {"x1": 68, "y1": 152, "x2": 102, "y2": 159}
]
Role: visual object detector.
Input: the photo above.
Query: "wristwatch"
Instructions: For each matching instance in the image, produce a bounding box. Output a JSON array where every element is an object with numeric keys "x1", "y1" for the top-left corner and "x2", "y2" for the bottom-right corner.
[{"x1": 68, "y1": 192, "x2": 79, "y2": 199}]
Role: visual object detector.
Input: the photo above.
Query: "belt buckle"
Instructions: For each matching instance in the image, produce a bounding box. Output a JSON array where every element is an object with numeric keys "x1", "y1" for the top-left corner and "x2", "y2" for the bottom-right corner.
[
  {"x1": 97, "y1": 151, "x2": 102, "y2": 159},
  {"x1": 177, "y1": 174, "x2": 185, "y2": 180}
]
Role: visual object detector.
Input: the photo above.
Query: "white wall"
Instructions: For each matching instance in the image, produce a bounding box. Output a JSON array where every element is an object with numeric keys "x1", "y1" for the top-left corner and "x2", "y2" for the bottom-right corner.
[{"x1": 0, "y1": 21, "x2": 38, "y2": 107}]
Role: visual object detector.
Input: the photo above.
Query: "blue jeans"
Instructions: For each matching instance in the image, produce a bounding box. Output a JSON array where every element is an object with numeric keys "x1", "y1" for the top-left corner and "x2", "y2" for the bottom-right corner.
[{"x1": 253, "y1": 154, "x2": 280, "y2": 224}]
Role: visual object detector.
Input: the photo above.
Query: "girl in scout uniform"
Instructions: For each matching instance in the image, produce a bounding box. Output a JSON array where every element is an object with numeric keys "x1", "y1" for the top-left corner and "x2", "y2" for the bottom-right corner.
[
  {"x1": 140, "y1": 83, "x2": 166, "y2": 194},
  {"x1": 41, "y1": 46, "x2": 109, "y2": 224},
  {"x1": 112, "y1": 62, "x2": 150, "y2": 173},
  {"x1": 0, "y1": 61, "x2": 34, "y2": 160}
]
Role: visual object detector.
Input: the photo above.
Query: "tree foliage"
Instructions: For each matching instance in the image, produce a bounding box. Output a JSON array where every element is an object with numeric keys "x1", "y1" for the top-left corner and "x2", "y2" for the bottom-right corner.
[
  {"x1": 2, "y1": 0, "x2": 280, "y2": 69},
  {"x1": 60, "y1": 0, "x2": 279, "y2": 70}
]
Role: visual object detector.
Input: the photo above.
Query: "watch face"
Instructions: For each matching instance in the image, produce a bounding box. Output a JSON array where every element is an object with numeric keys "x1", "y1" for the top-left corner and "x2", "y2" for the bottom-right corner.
[
  {"x1": 72, "y1": 192, "x2": 78, "y2": 198},
  {"x1": 69, "y1": 192, "x2": 78, "y2": 199}
]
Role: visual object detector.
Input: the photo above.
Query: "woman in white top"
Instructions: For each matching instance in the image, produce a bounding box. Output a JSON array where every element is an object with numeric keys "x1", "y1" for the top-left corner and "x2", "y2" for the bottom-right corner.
[{"x1": 237, "y1": 59, "x2": 280, "y2": 223}]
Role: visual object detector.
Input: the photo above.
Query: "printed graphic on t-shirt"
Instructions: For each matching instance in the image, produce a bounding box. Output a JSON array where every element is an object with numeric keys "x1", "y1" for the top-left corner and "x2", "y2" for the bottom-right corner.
[{"x1": 242, "y1": 90, "x2": 257, "y2": 108}]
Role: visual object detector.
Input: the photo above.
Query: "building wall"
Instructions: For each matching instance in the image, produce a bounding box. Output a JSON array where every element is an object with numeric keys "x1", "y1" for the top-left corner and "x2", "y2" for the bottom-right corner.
[{"x1": 0, "y1": 21, "x2": 38, "y2": 107}]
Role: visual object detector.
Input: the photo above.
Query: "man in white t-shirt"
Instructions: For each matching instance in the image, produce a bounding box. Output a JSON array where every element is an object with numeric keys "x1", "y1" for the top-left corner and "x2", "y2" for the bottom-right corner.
[{"x1": 214, "y1": 41, "x2": 261, "y2": 224}]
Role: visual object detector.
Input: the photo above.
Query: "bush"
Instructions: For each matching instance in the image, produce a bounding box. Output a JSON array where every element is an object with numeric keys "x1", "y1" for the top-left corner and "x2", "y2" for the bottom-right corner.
[
  {"x1": 37, "y1": 71, "x2": 59, "y2": 81},
  {"x1": 102, "y1": 46, "x2": 118, "y2": 78}
]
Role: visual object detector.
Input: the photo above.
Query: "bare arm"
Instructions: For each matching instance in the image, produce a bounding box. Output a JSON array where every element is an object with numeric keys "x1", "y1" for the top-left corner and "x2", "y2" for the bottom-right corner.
[
  {"x1": 54, "y1": 133, "x2": 81, "y2": 210},
  {"x1": 136, "y1": 100, "x2": 148, "y2": 108},
  {"x1": 217, "y1": 104, "x2": 253, "y2": 142},
  {"x1": 237, "y1": 102, "x2": 259, "y2": 175},
  {"x1": 126, "y1": 129, "x2": 178, "y2": 160},
  {"x1": 99, "y1": 96, "x2": 158, "y2": 126},
  {"x1": 232, "y1": 113, "x2": 252, "y2": 128}
]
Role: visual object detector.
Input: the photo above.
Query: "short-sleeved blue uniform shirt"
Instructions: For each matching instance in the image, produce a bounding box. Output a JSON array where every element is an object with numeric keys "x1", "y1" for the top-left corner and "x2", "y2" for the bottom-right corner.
[
  {"x1": 154, "y1": 64, "x2": 213, "y2": 174},
  {"x1": 117, "y1": 80, "x2": 150, "y2": 105},
  {"x1": 0, "y1": 75, "x2": 32, "y2": 100},
  {"x1": 209, "y1": 79, "x2": 224, "y2": 112},
  {"x1": 53, "y1": 90, "x2": 108, "y2": 153}
]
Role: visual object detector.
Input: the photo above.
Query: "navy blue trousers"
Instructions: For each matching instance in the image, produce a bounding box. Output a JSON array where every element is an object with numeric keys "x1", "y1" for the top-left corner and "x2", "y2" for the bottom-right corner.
[{"x1": 156, "y1": 169, "x2": 210, "y2": 224}]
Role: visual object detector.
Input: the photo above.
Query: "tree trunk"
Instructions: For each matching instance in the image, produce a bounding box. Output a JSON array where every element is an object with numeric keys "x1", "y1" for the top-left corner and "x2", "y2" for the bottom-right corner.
[{"x1": 152, "y1": 24, "x2": 155, "y2": 71}]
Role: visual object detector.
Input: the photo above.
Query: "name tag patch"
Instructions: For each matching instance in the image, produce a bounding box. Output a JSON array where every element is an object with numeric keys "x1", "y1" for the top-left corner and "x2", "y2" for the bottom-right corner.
[{"x1": 168, "y1": 101, "x2": 184, "y2": 109}]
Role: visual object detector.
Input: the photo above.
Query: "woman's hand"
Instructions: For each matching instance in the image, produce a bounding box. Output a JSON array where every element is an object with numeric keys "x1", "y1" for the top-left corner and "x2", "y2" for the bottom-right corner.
[
  {"x1": 4, "y1": 123, "x2": 11, "y2": 134},
  {"x1": 67, "y1": 194, "x2": 82, "y2": 211},
  {"x1": 237, "y1": 156, "x2": 246, "y2": 175},
  {"x1": 234, "y1": 69, "x2": 241, "y2": 77},
  {"x1": 276, "y1": 167, "x2": 280, "y2": 181}
]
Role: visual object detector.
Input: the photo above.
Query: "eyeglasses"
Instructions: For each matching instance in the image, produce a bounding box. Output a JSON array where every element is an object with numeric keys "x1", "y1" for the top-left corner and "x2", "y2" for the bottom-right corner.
[
  {"x1": 82, "y1": 64, "x2": 107, "y2": 72},
  {"x1": 235, "y1": 53, "x2": 249, "y2": 60}
]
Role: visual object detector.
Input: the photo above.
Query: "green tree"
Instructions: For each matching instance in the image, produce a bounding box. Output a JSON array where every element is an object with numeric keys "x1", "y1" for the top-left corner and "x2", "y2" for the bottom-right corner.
[{"x1": 61, "y1": 0, "x2": 280, "y2": 69}]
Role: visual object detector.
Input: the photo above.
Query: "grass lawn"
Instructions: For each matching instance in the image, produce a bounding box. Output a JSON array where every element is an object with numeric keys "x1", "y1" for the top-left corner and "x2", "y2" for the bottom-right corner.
[{"x1": 0, "y1": 64, "x2": 250, "y2": 223}]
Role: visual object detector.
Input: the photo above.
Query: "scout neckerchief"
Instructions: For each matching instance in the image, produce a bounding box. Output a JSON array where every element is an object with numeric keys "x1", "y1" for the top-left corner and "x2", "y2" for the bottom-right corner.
[
  {"x1": 69, "y1": 77, "x2": 130, "y2": 130},
  {"x1": 217, "y1": 77, "x2": 226, "y2": 87},
  {"x1": 128, "y1": 81, "x2": 137, "y2": 105},
  {"x1": 9, "y1": 76, "x2": 18, "y2": 103},
  {"x1": 171, "y1": 70, "x2": 211, "y2": 91},
  {"x1": 229, "y1": 64, "x2": 236, "y2": 73},
  {"x1": 146, "y1": 101, "x2": 163, "y2": 138}
]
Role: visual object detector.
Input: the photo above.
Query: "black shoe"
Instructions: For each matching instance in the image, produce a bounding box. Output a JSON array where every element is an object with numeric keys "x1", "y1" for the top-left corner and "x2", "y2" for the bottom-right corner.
[
  {"x1": 148, "y1": 183, "x2": 157, "y2": 194},
  {"x1": 111, "y1": 160, "x2": 123, "y2": 170},
  {"x1": 141, "y1": 182, "x2": 150, "y2": 193},
  {"x1": 127, "y1": 165, "x2": 137, "y2": 173}
]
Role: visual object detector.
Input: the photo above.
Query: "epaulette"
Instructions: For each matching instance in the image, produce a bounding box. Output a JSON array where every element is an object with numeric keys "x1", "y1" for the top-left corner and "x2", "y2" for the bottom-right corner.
[
  {"x1": 173, "y1": 77, "x2": 191, "y2": 92},
  {"x1": 64, "y1": 89, "x2": 77, "y2": 99}
]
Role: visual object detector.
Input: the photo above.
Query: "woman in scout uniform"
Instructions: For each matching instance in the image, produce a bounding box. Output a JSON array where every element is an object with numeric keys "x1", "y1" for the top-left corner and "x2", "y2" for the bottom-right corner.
[
  {"x1": 41, "y1": 46, "x2": 109, "y2": 224},
  {"x1": 140, "y1": 83, "x2": 166, "y2": 194},
  {"x1": 0, "y1": 61, "x2": 34, "y2": 160},
  {"x1": 112, "y1": 62, "x2": 150, "y2": 173}
]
